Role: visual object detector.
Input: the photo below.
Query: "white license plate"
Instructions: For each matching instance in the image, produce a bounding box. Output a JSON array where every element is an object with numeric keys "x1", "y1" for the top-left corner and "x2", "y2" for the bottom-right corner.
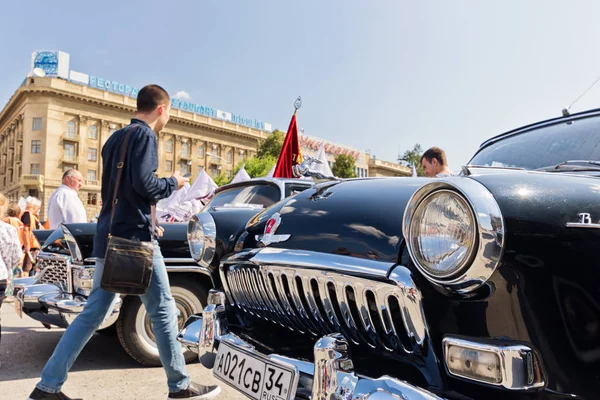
[{"x1": 213, "y1": 341, "x2": 297, "y2": 400}]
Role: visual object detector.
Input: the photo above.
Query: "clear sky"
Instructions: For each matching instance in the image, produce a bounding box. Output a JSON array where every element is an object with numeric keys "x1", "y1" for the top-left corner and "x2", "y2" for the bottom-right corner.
[{"x1": 2, "y1": 0, "x2": 600, "y2": 171}]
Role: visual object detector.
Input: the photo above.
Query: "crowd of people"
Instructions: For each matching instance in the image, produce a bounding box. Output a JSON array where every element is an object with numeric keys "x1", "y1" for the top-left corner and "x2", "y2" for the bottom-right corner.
[{"x1": 0, "y1": 169, "x2": 90, "y2": 354}]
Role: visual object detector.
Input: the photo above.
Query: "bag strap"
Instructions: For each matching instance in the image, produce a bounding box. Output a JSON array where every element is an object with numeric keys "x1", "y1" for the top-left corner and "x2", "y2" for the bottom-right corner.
[{"x1": 107, "y1": 124, "x2": 156, "y2": 237}]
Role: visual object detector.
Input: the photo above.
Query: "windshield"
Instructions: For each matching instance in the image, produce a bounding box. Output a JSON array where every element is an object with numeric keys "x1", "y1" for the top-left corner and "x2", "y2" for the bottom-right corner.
[
  {"x1": 206, "y1": 183, "x2": 281, "y2": 209},
  {"x1": 469, "y1": 115, "x2": 600, "y2": 170}
]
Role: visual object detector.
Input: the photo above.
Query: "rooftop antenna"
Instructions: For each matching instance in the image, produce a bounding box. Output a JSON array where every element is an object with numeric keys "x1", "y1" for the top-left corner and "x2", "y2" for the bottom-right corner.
[{"x1": 563, "y1": 72, "x2": 600, "y2": 116}]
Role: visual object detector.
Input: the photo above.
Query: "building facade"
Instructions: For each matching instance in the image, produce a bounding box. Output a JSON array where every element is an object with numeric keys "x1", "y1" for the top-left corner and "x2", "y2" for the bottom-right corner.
[{"x1": 0, "y1": 76, "x2": 266, "y2": 221}]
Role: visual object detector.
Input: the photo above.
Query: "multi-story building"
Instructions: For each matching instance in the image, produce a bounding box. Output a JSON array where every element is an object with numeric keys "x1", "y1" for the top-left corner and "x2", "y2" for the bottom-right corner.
[
  {"x1": 0, "y1": 76, "x2": 266, "y2": 221},
  {"x1": 0, "y1": 50, "x2": 410, "y2": 222}
]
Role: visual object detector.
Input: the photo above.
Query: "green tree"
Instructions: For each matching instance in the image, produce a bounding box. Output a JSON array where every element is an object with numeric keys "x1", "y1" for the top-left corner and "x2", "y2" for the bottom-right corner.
[
  {"x1": 213, "y1": 173, "x2": 231, "y2": 186},
  {"x1": 232, "y1": 155, "x2": 277, "y2": 178},
  {"x1": 400, "y1": 143, "x2": 426, "y2": 176},
  {"x1": 256, "y1": 130, "x2": 284, "y2": 159},
  {"x1": 332, "y1": 154, "x2": 357, "y2": 178}
]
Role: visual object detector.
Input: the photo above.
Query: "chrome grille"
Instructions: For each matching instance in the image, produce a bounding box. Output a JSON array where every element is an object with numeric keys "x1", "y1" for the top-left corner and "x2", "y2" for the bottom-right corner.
[
  {"x1": 222, "y1": 250, "x2": 428, "y2": 353},
  {"x1": 36, "y1": 253, "x2": 70, "y2": 287}
]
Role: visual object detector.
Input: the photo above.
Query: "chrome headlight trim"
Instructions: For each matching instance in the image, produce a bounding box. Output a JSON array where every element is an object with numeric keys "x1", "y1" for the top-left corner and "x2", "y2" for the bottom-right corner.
[
  {"x1": 442, "y1": 336, "x2": 546, "y2": 390},
  {"x1": 187, "y1": 212, "x2": 216, "y2": 268},
  {"x1": 402, "y1": 178, "x2": 505, "y2": 294},
  {"x1": 408, "y1": 189, "x2": 477, "y2": 279},
  {"x1": 72, "y1": 265, "x2": 95, "y2": 297}
]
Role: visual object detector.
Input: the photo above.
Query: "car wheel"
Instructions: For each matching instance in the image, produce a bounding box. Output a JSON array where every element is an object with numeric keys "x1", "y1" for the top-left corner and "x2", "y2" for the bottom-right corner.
[{"x1": 116, "y1": 278, "x2": 207, "y2": 367}]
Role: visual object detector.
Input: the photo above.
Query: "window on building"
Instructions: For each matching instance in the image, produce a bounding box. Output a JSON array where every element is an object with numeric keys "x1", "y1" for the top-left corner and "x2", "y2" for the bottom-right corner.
[
  {"x1": 181, "y1": 142, "x2": 190, "y2": 157},
  {"x1": 64, "y1": 143, "x2": 76, "y2": 161},
  {"x1": 198, "y1": 145, "x2": 204, "y2": 158},
  {"x1": 226, "y1": 150, "x2": 233, "y2": 164},
  {"x1": 31, "y1": 140, "x2": 41, "y2": 154},
  {"x1": 88, "y1": 148, "x2": 97, "y2": 161},
  {"x1": 88, "y1": 193, "x2": 97, "y2": 206},
  {"x1": 165, "y1": 160, "x2": 173, "y2": 172},
  {"x1": 226, "y1": 170, "x2": 232, "y2": 179},
  {"x1": 87, "y1": 169, "x2": 97, "y2": 181},
  {"x1": 28, "y1": 189, "x2": 39, "y2": 198},
  {"x1": 30, "y1": 163, "x2": 40, "y2": 174},
  {"x1": 88, "y1": 125, "x2": 98, "y2": 139},
  {"x1": 181, "y1": 162, "x2": 190, "y2": 175},
  {"x1": 66, "y1": 121, "x2": 77, "y2": 138},
  {"x1": 32, "y1": 118, "x2": 43, "y2": 131},
  {"x1": 166, "y1": 139, "x2": 173, "y2": 153}
]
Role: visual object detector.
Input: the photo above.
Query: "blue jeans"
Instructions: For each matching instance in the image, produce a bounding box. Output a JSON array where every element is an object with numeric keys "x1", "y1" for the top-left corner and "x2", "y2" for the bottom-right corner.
[{"x1": 37, "y1": 242, "x2": 190, "y2": 393}]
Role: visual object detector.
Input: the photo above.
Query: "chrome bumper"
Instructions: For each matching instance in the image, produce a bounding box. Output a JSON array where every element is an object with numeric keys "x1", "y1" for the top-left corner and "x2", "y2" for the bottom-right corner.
[
  {"x1": 13, "y1": 281, "x2": 121, "y2": 330},
  {"x1": 178, "y1": 290, "x2": 445, "y2": 400}
]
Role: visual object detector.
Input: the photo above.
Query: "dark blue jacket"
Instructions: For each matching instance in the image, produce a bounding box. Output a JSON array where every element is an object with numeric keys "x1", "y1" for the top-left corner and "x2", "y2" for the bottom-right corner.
[{"x1": 92, "y1": 119, "x2": 177, "y2": 257}]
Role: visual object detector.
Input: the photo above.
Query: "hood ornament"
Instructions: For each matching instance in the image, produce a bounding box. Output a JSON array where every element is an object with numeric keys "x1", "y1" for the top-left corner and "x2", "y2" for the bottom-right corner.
[
  {"x1": 255, "y1": 213, "x2": 291, "y2": 246},
  {"x1": 292, "y1": 156, "x2": 339, "y2": 184},
  {"x1": 566, "y1": 213, "x2": 600, "y2": 229}
]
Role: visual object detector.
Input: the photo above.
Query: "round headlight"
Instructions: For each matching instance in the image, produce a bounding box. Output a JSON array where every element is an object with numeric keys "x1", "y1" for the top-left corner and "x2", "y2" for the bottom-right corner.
[
  {"x1": 188, "y1": 218, "x2": 205, "y2": 262},
  {"x1": 187, "y1": 212, "x2": 216, "y2": 267},
  {"x1": 408, "y1": 190, "x2": 476, "y2": 278}
]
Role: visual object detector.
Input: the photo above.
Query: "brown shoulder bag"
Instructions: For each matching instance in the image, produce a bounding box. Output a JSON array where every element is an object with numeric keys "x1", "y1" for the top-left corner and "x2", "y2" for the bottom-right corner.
[{"x1": 100, "y1": 126, "x2": 154, "y2": 295}]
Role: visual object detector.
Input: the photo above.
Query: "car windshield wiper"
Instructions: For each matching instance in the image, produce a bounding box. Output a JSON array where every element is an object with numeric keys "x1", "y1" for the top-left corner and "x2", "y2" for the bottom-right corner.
[{"x1": 535, "y1": 160, "x2": 600, "y2": 172}]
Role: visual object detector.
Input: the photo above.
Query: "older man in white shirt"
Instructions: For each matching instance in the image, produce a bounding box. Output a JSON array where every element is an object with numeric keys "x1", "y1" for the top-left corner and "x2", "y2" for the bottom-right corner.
[{"x1": 47, "y1": 169, "x2": 88, "y2": 229}]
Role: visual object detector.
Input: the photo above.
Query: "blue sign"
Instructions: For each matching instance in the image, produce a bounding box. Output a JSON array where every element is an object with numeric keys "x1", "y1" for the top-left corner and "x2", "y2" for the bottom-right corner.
[
  {"x1": 88, "y1": 75, "x2": 139, "y2": 97},
  {"x1": 85, "y1": 75, "x2": 268, "y2": 131},
  {"x1": 34, "y1": 51, "x2": 59, "y2": 76},
  {"x1": 170, "y1": 98, "x2": 216, "y2": 118}
]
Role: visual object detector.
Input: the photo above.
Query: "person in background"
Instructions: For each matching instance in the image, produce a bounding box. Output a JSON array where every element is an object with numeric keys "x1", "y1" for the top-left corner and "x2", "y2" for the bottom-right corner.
[
  {"x1": 21, "y1": 197, "x2": 42, "y2": 277},
  {"x1": 47, "y1": 169, "x2": 87, "y2": 229},
  {"x1": 420, "y1": 147, "x2": 455, "y2": 177},
  {"x1": 2, "y1": 203, "x2": 25, "y2": 277},
  {"x1": 0, "y1": 194, "x2": 24, "y2": 346}
]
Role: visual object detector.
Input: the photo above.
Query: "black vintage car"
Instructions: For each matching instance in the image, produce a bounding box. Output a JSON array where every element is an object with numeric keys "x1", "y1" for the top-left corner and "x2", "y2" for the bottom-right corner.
[
  {"x1": 178, "y1": 109, "x2": 600, "y2": 399},
  {"x1": 13, "y1": 177, "x2": 313, "y2": 366}
]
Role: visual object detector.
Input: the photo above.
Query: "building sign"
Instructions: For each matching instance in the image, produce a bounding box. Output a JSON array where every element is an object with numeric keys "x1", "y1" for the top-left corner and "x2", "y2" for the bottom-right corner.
[
  {"x1": 30, "y1": 50, "x2": 272, "y2": 132},
  {"x1": 88, "y1": 75, "x2": 140, "y2": 97},
  {"x1": 299, "y1": 135, "x2": 360, "y2": 160},
  {"x1": 30, "y1": 50, "x2": 70, "y2": 79}
]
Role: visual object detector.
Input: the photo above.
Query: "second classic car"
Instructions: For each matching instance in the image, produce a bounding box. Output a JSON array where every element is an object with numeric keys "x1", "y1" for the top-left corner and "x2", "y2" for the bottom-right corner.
[
  {"x1": 178, "y1": 109, "x2": 600, "y2": 399},
  {"x1": 13, "y1": 177, "x2": 313, "y2": 366}
]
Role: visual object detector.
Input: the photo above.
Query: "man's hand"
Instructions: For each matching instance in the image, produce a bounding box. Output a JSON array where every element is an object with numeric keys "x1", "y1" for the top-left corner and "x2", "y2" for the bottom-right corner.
[
  {"x1": 172, "y1": 170, "x2": 190, "y2": 189},
  {"x1": 155, "y1": 225, "x2": 165, "y2": 238}
]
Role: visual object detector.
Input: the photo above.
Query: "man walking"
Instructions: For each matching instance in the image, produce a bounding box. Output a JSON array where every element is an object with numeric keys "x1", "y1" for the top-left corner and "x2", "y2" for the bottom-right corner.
[
  {"x1": 47, "y1": 169, "x2": 87, "y2": 229},
  {"x1": 28, "y1": 85, "x2": 221, "y2": 400},
  {"x1": 420, "y1": 146, "x2": 454, "y2": 177}
]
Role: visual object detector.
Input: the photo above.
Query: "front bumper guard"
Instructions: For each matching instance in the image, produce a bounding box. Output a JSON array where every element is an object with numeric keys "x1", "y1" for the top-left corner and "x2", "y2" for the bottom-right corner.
[
  {"x1": 178, "y1": 295, "x2": 444, "y2": 400},
  {"x1": 13, "y1": 282, "x2": 121, "y2": 330}
]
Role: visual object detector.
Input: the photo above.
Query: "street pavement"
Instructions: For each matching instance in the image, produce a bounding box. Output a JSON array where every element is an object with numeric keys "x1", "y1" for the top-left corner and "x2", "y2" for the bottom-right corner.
[{"x1": 0, "y1": 302, "x2": 245, "y2": 400}]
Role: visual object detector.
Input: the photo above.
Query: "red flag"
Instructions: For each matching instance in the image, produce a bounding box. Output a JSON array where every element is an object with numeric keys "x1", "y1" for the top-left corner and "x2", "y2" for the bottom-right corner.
[{"x1": 273, "y1": 112, "x2": 303, "y2": 178}]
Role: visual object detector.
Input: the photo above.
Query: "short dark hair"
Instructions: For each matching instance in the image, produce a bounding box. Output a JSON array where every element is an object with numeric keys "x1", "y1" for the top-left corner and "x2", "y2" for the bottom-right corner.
[
  {"x1": 137, "y1": 84, "x2": 170, "y2": 113},
  {"x1": 421, "y1": 147, "x2": 448, "y2": 166}
]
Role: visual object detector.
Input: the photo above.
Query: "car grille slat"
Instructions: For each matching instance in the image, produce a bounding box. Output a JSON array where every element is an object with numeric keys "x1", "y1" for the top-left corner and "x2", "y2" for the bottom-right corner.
[
  {"x1": 223, "y1": 262, "x2": 426, "y2": 353},
  {"x1": 36, "y1": 253, "x2": 70, "y2": 288},
  {"x1": 270, "y1": 271, "x2": 307, "y2": 333}
]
